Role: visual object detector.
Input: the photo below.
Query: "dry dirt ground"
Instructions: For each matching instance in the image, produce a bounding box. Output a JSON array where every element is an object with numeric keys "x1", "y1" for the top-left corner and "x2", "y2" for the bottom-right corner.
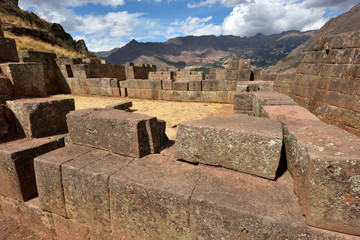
[{"x1": 52, "y1": 94, "x2": 234, "y2": 140}]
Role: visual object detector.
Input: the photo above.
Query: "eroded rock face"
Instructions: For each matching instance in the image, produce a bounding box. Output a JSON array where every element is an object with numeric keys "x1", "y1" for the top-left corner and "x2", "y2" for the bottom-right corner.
[
  {"x1": 284, "y1": 124, "x2": 360, "y2": 236},
  {"x1": 174, "y1": 115, "x2": 283, "y2": 179},
  {"x1": 66, "y1": 108, "x2": 167, "y2": 157}
]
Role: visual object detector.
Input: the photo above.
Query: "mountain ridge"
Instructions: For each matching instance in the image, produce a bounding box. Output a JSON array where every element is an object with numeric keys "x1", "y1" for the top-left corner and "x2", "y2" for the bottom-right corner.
[{"x1": 97, "y1": 30, "x2": 314, "y2": 70}]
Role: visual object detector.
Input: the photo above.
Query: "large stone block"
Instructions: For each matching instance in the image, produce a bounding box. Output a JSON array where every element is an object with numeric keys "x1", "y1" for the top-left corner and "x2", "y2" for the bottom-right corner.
[
  {"x1": 252, "y1": 91, "x2": 297, "y2": 116},
  {"x1": 109, "y1": 154, "x2": 200, "y2": 239},
  {"x1": 53, "y1": 214, "x2": 90, "y2": 240},
  {"x1": 262, "y1": 105, "x2": 324, "y2": 126},
  {"x1": 105, "y1": 101, "x2": 133, "y2": 110},
  {"x1": 236, "y1": 80, "x2": 274, "y2": 92},
  {"x1": 191, "y1": 166, "x2": 312, "y2": 239},
  {"x1": 174, "y1": 115, "x2": 283, "y2": 179},
  {"x1": 6, "y1": 97, "x2": 75, "y2": 138},
  {"x1": 202, "y1": 80, "x2": 220, "y2": 91},
  {"x1": 0, "y1": 134, "x2": 65, "y2": 201},
  {"x1": 0, "y1": 105, "x2": 9, "y2": 139},
  {"x1": 188, "y1": 80, "x2": 202, "y2": 91},
  {"x1": 0, "y1": 37, "x2": 19, "y2": 63},
  {"x1": 162, "y1": 79, "x2": 174, "y2": 90},
  {"x1": 0, "y1": 62, "x2": 46, "y2": 97},
  {"x1": 284, "y1": 124, "x2": 360, "y2": 236},
  {"x1": 34, "y1": 145, "x2": 92, "y2": 216},
  {"x1": 67, "y1": 108, "x2": 167, "y2": 157},
  {"x1": 173, "y1": 81, "x2": 189, "y2": 91},
  {"x1": 62, "y1": 150, "x2": 133, "y2": 230},
  {"x1": 233, "y1": 92, "x2": 255, "y2": 111},
  {"x1": 0, "y1": 75, "x2": 12, "y2": 100}
]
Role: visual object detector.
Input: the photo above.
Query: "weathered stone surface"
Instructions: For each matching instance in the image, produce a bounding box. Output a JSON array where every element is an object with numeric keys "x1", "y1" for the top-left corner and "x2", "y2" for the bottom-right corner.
[
  {"x1": 284, "y1": 124, "x2": 360, "y2": 236},
  {"x1": 19, "y1": 197, "x2": 56, "y2": 238},
  {"x1": 120, "y1": 87, "x2": 127, "y2": 97},
  {"x1": 0, "y1": 37, "x2": 19, "y2": 63},
  {"x1": 191, "y1": 166, "x2": 310, "y2": 239},
  {"x1": 109, "y1": 154, "x2": 200, "y2": 239},
  {"x1": 174, "y1": 115, "x2": 283, "y2": 179},
  {"x1": 173, "y1": 81, "x2": 189, "y2": 91},
  {"x1": 67, "y1": 108, "x2": 167, "y2": 157},
  {"x1": 0, "y1": 63, "x2": 46, "y2": 97},
  {"x1": 253, "y1": 91, "x2": 297, "y2": 116},
  {"x1": 188, "y1": 80, "x2": 202, "y2": 91},
  {"x1": 0, "y1": 134, "x2": 65, "y2": 201},
  {"x1": 34, "y1": 145, "x2": 92, "y2": 216},
  {"x1": 0, "y1": 75, "x2": 12, "y2": 100},
  {"x1": 53, "y1": 214, "x2": 90, "y2": 240},
  {"x1": 261, "y1": 105, "x2": 324, "y2": 126},
  {"x1": 236, "y1": 80, "x2": 274, "y2": 92},
  {"x1": 202, "y1": 80, "x2": 220, "y2": 91},
  {"x1": 162, "y1": 79, "x2": 174, "y2": 90},
  {"x1": 233, "y1": 92, "x2": 255, "y2": 111},
  {"x1": 0, "y1": 105, "x2": 9, "y2": 139},
  {"x1": 105, "y1": 101, "x2": 133, "y2": 110},
  {"x1": 62, "y1": 150, "x2": 133, "y2": 230},
  {"x1": 6, "y1": 97, "x2": 75, "y2": 138}
]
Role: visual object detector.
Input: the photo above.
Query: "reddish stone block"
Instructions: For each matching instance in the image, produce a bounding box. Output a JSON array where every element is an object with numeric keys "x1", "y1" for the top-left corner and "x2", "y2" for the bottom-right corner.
[
  {"x1": 233, "y1": 92, "x2": 255, "y2": 111},
  {"x1": 89, "y1": 227, "x2": 124, "y2": 240},
  {"x1": 188, "y1": 80, "x2": 202, "y2": 91},
  {"x1": 191, "y1": 166, "x2": 309, "y2": 239},
  {"x1": 19, "y1": 198, "x2": 56, "y2": 238},
  {"x1": 34, "y1": 145, "x2": 92, "y2": 216},
  {"x1": 0, "y1": 63, "x2": 46, "y2": 97},
  {"x1": 0, "y1": 105, "x2": 9, "y2": 139},
  {"x1": 202, "y1": 80, "x2": 220, "y2": 91},
  {"x1": 119, "y1": 80, "x2": 128, "y2": 88},
  {"x1": 120, "y1": 87, "x2": 127, "y2": 97},
  {"x1": 173, "y1": 81, "x2": 189, "y2": 91},
  {"x1": 6, "y1": 97, "x2": 75, "y2": 138},
  {"x1": 252, "y1": 91, "x2": 297, "y2": 116},
  {"x1": 53, "y1": 214, "x2": 89, "y2": 240},
  {"x1": 262, "y1": 105, "x2": 324, "y2": 126},
  {"x1": 105, "y1": 101, "x2": 132, "y2": 110},
  {"x1": 174, "y1": 115, "x2": 282, "y2": 179},
  {"x1": 62, "y1": 150, "x2": 133, "y2": 230},
  {"x1": 0, "y1": 37, "x2": 19, "y2": 63},
  {"x1": 284, "y1": 124, "x2": 360, "y2": 235},
  {"x1": 109, "y1": 155, "x2": 200, "y2": 239},
  {"x1": 0, "y1": 134, "x2": 65, "y2": 201},
  {"x1": 162, "y1": 79, "x2": 174, "y2": 90},
  {"x1": 0, "y1": 75, "x2": 12, "y2": 100},
  {"x1": 325, "y1": 92, "x2": 347, "y2": 108},
  {"x1": 66, "y1": 108, "x2": 167, "y2": 157}
]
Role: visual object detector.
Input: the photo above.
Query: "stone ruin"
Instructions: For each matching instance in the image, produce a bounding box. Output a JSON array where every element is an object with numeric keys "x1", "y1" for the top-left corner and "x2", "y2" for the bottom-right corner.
[{"x1": 0, "y1": 22, "x2": 359, "y2": 239}]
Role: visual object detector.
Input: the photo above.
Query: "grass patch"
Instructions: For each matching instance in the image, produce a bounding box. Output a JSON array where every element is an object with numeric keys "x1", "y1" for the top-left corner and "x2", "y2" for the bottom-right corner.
[{"x1": 5, "y1": 32, "x2": 87, "y2": 58}]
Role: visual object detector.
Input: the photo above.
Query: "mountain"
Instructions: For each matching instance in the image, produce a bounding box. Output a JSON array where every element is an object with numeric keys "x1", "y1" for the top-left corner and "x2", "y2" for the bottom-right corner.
[
  {"x1": 269, "y1": 2, "x2": 360, "y2": 73},
  {"x1": 0, "y1": 0, "x2": 89, "y2": 57},
  {"x1": 97, "y1": 31, "x2": 314, "y2": 71}
]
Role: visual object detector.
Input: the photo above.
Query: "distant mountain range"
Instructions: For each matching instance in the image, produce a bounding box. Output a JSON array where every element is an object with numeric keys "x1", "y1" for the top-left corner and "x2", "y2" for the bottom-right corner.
[{"x1": 96, "y1": 31, "x2": 315, "y2": 71}]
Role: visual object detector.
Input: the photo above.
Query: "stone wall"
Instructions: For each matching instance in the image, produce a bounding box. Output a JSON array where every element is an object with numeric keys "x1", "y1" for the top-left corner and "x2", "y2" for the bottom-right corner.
[{"x1": 291, "y1": 31, "x2": 360, "y2": 136}]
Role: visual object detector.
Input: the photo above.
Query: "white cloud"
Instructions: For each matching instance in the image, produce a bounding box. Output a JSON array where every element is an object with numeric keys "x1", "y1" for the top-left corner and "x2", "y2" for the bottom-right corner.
[
  {"x1": 222, "y1": 0, "x2": 329, "y2": 37},
  {"x1": 168, "y1": 16, "x2": 222, "y2": 37},
  {"x1": 187, "y1": 0, "x2": 217, "y2": 8},
  {"x1": 20, "y1": 0, "x2": 125, "y2": 8},
  {"x1": 302, "y1": 0, "x2": 359, "y2": 12}
]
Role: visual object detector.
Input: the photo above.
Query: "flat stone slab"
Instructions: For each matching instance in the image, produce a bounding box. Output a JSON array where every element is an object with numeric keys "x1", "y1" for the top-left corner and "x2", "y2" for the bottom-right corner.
[
  {"x1": 253, "y1": 91, "x2": 297, "y2": 116},
  {"x1": 284, "y1": 124, "x2": 360, "y2": 236},
  {"x1": 6, "y1": 97, "x2": 75, "y2": 138},
  {"x1": 109, "y1": 154, "x2": 201, "y2": 239},
  {"x1": 66, "y1": 108, "x2": 167, "y2": 157},
  {"x1": 105, "y1": 101, "x2": 132, "y2": 110},
  {"x1": 62, "y1": 149, "x2": 133, "y2": 230},
  {"x1": 174, "y1": 115, "x2": 283, "y2": 179},
  {"x1": 34, "y1": 145, "x2": 93, "y2": 216},
  {"x1": 262, "y1": 105, "x2": 325, "y2": 126},
  {"x1": 0, "y1": 134, "x2": 65, "y2": 201}
]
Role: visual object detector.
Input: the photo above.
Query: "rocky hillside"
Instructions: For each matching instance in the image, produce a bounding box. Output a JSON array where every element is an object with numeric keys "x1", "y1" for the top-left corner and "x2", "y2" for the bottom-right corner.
[
  {"x1": 0, "y1": 0, "x2": 89, "y2": 57},
  {"x1": 97, "y1": 31, "x2": 314, "y2": 71},
  {"x1": 269, "y1": 2, "x2": 360, "y2": 73}
]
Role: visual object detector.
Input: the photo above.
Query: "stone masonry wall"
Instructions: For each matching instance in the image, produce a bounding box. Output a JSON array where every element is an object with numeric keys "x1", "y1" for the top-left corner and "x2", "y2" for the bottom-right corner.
[{"x1": 291, "y1": 31, "x2": 360, "y2": 136}]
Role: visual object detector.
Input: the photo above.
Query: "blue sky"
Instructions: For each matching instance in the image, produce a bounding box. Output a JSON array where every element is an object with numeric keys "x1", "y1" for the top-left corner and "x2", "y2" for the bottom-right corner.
[{"x1": 19, "y1": 0, "x2": 359, "y2": 52}]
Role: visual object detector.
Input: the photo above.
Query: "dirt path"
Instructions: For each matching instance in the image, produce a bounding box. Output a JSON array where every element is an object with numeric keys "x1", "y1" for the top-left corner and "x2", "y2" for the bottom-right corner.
[{"x1": 52, "y1": 94, "x2": 234, "y2": 140}]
